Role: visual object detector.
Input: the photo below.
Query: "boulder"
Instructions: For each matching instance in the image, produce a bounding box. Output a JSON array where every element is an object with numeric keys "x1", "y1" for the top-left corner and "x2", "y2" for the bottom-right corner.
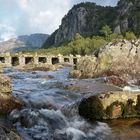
[
  {"x1": 0, "y1": 75, "x2": 22, "y2": 116},
  {"x1": 0, "y1": 75, "x2": 12, "y2": 94},
  {"x1": 79, "y1": 91, "x2": 140, "y2": 120},
  {"x1": 97, "y1": 39, "x2": 140, "y2": 81},
  {"x1": 104, "y1": 76, "x2": 128, "y2": 87},
  {"x1": 72, "y1": 39, "x2": 140, "y2": 83},
  {"x1": 69, "y1": 70, "x2": 82, "y2": 78},
  {"x1": 41, "y1": 75, "x2": 54, "y2": 80}
]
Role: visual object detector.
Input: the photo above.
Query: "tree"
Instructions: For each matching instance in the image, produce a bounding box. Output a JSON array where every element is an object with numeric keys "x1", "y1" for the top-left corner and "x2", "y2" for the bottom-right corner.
[{"x1": 100, "y1": 25, "x2": 112, "y2": 38}]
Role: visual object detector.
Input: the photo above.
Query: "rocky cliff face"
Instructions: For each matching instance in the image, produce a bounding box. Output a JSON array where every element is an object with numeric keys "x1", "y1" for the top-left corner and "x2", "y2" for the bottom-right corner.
[
  {"x1": 114, "y1": 0, "x2": 140, "y2": 34},
  {"x1": 43, "y1": 0, "x2": 140, "y2": 47},
  {"x1": 0, "y1": 33, "x2": 48, "y2": 52},
  {"x1": 43, "y1": 2, "x2": 117, "y2": 47}
]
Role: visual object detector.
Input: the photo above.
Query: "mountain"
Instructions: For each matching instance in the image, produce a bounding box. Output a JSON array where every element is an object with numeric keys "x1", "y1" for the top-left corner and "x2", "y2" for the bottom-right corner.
[
  {"x1": 114, "y1": 0, "x2": 140, "y2": 34},
  {"x1": 0, "y1": 33, "x2": 49, "y2": 52},
  {"x1": 43, "y1": 0, "x2": 140, "y2": 48}
]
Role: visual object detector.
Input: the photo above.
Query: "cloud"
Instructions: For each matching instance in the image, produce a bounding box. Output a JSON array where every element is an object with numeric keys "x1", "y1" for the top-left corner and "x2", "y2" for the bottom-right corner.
[
  {"x1": 0, "y1": 23, "x2": 17, "y2": 42},
  {"x1": 0, "y1": 0, "x2": 119, "y2": 38},
  {"x1": 15, "y1": 0, "x2": 71, "y2": 35}
]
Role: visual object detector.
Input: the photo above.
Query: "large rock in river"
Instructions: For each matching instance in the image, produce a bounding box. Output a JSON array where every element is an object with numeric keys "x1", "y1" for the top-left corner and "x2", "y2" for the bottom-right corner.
[
  {"x1": 0, "y1": 75, "x2": 22, "y2": 115},
  {"x1": 79, "y1": 91, "x2": 140, "y2": 120},
  {"x1": 71, "y1": 39, "x2": 140, "y2": 82}
]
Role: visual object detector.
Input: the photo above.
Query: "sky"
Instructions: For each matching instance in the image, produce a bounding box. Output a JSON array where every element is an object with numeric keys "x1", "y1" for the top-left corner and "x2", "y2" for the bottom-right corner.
[{"x1": 0, "y1": 0, "x2": 118, "y2": 41}]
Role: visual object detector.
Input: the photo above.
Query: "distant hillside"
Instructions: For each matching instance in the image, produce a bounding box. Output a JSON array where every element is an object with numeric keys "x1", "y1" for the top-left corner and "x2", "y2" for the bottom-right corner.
[
  {"x1": 0, "y1": 33, "x2": 49, "y2": 52},
  {"x1": 43, "y1": 0, "x2": 140, "y2": 48}
]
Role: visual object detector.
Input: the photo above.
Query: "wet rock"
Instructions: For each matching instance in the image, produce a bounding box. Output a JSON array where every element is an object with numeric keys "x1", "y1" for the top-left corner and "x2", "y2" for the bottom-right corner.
[
  {"x1": 32, "y1": 71, "x2": 37, "y2": 74},
  {"x1": 0, "y1": 75, "x2": 12, "y2": 94},
  {"x1": 106, "y1": 118, "x2": 140, "y2": 140},
  {"x1": 53, "y1": 130, "x2": 68, "y2": 140},
  {"x1": 64, "y1": 84, "x2": 81, "y2": 91},
  {"x1": 10, "y1": 110, "x2": 21, "y2": 124},
  {"x1": 0, "y1": 69, "x2": 4, "y2": 74},
  {"x1": 40, "y1": 109, "x2": 67, "y2": 130},
  {"x1": 133, "y1": 79, "x2": 140, "y2": 86},
  {"x1": 0, "y1": 75, "x2": 22, "y2": 116},
  {"x1": 41, "y1": 75, "x2": 54, "y2": 80},
  {"x1": 70, "y1": 56, "x2": 97, "y2": 78},
  {"x1": 20, "y1": 109, "x2": 40, "y2": 128},
  {"x1": 105, "y1": 75, "x2": 128, "y2": 87},
  {"x1": 79, "y1": 91, "x2": 140, "y2": 120},
  {"x1": 69, "y1": 70, "x2": 82, "y2": 78},
  {"x1": 0, "y1": 96, "x2": 22, "y2": 116}
]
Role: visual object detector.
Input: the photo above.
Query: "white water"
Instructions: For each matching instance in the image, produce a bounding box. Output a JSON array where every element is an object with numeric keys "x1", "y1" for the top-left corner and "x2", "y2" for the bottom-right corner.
[{"x1": 4, "y1": 68, "x2": 124, "y2": 140}]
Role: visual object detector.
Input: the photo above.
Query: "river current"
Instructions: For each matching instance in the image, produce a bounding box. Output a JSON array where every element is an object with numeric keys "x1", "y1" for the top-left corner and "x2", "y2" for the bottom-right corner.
[{"x1": 3, "y1": 67, "x2": 140, "y2": 140}]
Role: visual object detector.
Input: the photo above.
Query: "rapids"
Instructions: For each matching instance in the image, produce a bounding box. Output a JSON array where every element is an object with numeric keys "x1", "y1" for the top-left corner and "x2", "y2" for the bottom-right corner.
[{"x1": 3, "y1": 67, "x2": 140, "y2": 140}]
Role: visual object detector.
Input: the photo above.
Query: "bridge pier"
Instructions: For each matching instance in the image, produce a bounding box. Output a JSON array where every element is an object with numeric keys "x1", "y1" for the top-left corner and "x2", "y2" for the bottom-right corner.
[
  {"x1": 46, "y1": 57, "x2": 52, "y2": 65},
  {"x1": 34, "y1": 57, "x2": 39, "y2": 65},
  {"x1": 19, "y1": 57, "x2": 25, "y2": 66},
  {"x1": 5, "y1": 57, "x2": 12, "y2": 67}
]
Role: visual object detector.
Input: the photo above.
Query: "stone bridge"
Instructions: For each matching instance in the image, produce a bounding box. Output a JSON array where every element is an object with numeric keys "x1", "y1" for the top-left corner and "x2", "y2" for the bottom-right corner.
[{"x1": 0, "y1": 53, "x2": 81, "y2": 67}]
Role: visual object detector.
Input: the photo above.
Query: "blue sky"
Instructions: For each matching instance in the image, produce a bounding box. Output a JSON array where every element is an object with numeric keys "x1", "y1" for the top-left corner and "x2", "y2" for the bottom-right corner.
[{"x1": 0, "y1": 0, "x2": 118, "y2": 41}]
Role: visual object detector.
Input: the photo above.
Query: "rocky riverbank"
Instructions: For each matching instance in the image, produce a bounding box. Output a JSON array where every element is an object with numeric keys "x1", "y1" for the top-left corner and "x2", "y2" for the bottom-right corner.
[
  {"x1": 70, "y1": 39, "x2": 140, "y2": 121},
  {"x1": 0, "y1": 72, "x2": 22, "y2": 139},
  {"x1": 0, "y1": 75, "x2": 22, "y2": 115},
  {"x1": 1, "y1": 67, "x2": 140, "y2": 140}
]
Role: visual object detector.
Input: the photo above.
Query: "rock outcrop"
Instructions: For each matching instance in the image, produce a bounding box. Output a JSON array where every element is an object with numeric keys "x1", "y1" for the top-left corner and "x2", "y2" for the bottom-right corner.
[
  {"x1": 79, "y1": 91, "x2": 140, "y2": 120},
  {"x1": 0, "y1": 75, "x2": 22, "y2": 139},
  {"x1": 70, "y1": 39, "x2": 140, "y2": 83},
  {"x1": 0, "y1": 75, "x2": 22, "y2": 115}
]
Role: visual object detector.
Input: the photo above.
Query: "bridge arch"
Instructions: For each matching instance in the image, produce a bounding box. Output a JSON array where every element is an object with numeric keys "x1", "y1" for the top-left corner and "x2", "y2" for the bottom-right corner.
[
  {"x1": 73, "y1": 58, "x2": 77, "y2": 64},
  {"x1": 0, "y1": 57, "x2": 5, "y2": 63},
  {"x1": 39, "y1": 57, "x2": 47, "y2": 63},
  {"x1": 12, "y1": 57, "x2": 19, "y2": 66},
  {"x1": 52, "y1": 57, "x2": 59, "y2": 64},
  {"x1": 25, "y1": 57, "x2": 34, "y2": 64},
  {"x1": 64, "y1": 58, "x2": 70, "y2": 63}
]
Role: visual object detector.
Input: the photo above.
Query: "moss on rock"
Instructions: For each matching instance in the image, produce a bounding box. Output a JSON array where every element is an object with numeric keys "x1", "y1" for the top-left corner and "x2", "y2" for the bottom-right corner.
[
  {"x1": 79, "y1": 91, "x2": 140, "y2": 120},
  {"x1": 79, "y1": 96, "x2": 104, "y2": 120}
]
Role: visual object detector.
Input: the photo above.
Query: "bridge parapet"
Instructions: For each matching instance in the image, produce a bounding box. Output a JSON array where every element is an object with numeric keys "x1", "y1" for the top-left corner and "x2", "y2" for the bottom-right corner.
[{"x1": 0, "y1": 53, "x2": 81, "y2": 67}]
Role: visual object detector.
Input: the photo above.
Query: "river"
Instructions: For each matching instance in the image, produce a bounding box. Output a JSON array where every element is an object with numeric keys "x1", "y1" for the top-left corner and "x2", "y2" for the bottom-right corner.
[{"x1": 3, "y1": 67, "x2": 140, "y2": 140}]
